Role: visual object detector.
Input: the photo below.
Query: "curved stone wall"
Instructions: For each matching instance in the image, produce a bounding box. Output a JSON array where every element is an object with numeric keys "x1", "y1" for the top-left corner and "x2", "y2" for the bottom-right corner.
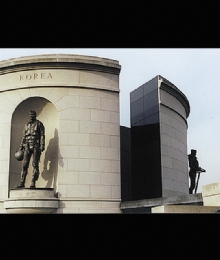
[
  {"x1": 0, "y1": 54, "x2": 121, "y2": 213},
  {"x1": 130, "y1": 75, "x2": 190, "y2": 200},
  {"x1": 159, "y1": 75, "x2": 190, "y2": 197}
]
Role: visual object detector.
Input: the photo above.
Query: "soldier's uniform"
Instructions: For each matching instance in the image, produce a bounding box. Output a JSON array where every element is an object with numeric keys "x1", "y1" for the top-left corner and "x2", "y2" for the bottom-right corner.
[
  {"x1": 188, "y1": 149, "x2": 200, "y2": 194},
  {"x1": 17, "y1": 111, "x2": 45, "y2": 188}
]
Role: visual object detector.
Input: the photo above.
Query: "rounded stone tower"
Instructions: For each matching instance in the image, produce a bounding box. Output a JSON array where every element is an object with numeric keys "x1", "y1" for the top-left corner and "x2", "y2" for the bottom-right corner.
[
  {"x1": 130, "y1": 75, "x2": 190, "y2": 200},
  {"x1": 0, "y1": 54, "x2": 121, "y2": 213}
]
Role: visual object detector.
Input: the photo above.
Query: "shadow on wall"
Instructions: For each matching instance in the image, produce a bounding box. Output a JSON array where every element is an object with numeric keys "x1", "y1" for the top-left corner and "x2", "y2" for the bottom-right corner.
[{"x1": 41, "y1": 128, "x2": 64, "y2": 189}]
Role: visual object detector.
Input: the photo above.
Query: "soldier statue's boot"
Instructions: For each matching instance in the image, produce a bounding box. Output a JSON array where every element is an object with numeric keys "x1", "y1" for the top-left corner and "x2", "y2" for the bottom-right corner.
[
  {"x1": 16, "y1": 182, "x2": 25, "y2": 188},
  {"x1": 30, "y1": 174, "x2": 38, "y2": 188},
  {"x1": 30, "y1": 168, "x2": 39, "y2": 188},
  {"x1": 16, "y1": 172, "x2": 27, "y2": 188},
  {"x1": 30, "y1": 179, "x2": 36, "y2": 188}
]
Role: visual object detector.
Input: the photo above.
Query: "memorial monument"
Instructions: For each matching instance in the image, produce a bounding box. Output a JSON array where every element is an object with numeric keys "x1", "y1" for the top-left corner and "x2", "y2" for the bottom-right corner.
[{"x1": 1, "y1": 53, "x2": 215, "y2": 214}]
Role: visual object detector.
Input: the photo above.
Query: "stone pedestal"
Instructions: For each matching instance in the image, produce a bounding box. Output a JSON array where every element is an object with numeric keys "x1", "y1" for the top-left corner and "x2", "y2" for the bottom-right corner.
[{"x1": 4, "y1": 188, "x2": 58, "y2": 214}]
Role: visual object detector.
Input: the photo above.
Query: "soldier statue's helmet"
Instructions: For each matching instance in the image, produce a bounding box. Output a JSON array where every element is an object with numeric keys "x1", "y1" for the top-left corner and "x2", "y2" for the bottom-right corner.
[
  {"x1": 191, "y1": 149, "x2": 197, "y2": 154},
  {"x1": 15, "y1": 150, "x2": 24, "y2": 161},
  {"x1": 29, "y1": 110, "x2": 37, "y2": 116}
]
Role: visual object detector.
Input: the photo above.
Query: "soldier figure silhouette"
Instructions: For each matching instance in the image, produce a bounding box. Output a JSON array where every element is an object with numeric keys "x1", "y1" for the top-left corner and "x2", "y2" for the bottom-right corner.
[{"x1": 188, "y1": 149, "x2": 205, "y2": 194}]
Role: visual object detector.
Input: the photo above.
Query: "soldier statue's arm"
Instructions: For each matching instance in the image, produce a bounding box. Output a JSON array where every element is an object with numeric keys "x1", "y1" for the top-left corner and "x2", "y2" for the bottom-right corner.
[
  {"x1": 189, "y1": 157, "x2": 205, "y2": 172},
  {"x1": 19, "y1": 124, "x2": 27, "y2": 150},
  {"x1": 189, "y1": 156, "x2": 203, "y2": 172},
  {"x1": 189, "y1": 164, "x2": 200, "y2": 171}
]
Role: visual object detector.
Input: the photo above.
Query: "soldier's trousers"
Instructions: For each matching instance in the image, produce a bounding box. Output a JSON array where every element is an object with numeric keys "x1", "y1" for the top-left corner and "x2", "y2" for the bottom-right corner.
[
  {"x1": 20, "y1": 147, "x2": 41, "y2": 183},
  {"x1": 189, "y1": 171, "x2": 196, "y2": 194}
]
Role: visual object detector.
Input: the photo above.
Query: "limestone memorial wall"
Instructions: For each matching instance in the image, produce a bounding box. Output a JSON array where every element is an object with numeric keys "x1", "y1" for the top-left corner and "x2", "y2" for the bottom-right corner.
[{"x1": 0, "y1": 54, "x2": 121, "y2": 213}]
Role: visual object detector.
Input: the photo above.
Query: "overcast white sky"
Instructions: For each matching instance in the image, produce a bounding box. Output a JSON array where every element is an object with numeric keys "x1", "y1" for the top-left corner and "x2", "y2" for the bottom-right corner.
[{"x1": 0, "y1": 48, "x2": 219, "y2": 193}]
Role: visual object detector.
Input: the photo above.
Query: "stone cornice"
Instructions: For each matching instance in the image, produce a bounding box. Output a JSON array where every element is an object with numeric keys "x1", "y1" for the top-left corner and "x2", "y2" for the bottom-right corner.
[
  {"x1": 159, "y1": 75, "x2": 190, "y2": 118},
  {"x1": 0, "y1": 54, "x2": 121, "y2": 75}
]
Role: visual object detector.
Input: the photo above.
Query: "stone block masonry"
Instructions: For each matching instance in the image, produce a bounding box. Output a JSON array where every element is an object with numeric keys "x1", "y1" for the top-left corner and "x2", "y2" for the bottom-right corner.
[{"x1": 0, "y1": 54, "x2": 121, "y2": 213}]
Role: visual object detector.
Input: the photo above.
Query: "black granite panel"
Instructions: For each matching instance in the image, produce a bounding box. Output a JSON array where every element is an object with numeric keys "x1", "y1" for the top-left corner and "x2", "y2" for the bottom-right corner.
[
  {"x1": 143, "y1": 89, "x2": 158, "y2": 110},
  {"x1": 131, "y1": 123, "x2": 162, "y2": 200},
  {"x1": 121, "y1": 153, "x2": 131, "y2": 180},
  {"x1": 130, "y1": 85, "x2": 144, "y2": 103},
  {"x1": 120, "y1": 126, "x2": 132, "y2": 201},
  {"x1": 130, "y1": 97, "x2": 144, "y2": 125},
  {"x1": 143, "y1": 104, "x2": 159, "y2": 120},
  {"x1": 143, "y1": 76, "x2": 158, "y2": 96},
  {"x1": 132, "y1": 120, "x2": 145, "y2": 127},
  {"x1": 122, "y1": 207, "x2": 152, "y2": 214},
  {"x1": 144, "y1": 113, "x2": 159, "y2": 125},
  {"x1": 120, "y1": 127, "x2": 131, "y2": 152}
]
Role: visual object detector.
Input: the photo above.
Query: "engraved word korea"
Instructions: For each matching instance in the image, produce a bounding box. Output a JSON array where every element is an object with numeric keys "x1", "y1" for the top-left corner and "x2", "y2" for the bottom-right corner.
[{"x1": 20, "y1": 72, "x2": 53, "y2": 81}]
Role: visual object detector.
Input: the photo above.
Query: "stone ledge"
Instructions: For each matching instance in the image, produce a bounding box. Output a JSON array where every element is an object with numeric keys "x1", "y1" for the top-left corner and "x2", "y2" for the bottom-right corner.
[
  {"x1": 151, "y1": 205, "x2": 220, "y2": 213},
  {"x1": 120, "y1": 193, "x2": 203, "y2": 210}
]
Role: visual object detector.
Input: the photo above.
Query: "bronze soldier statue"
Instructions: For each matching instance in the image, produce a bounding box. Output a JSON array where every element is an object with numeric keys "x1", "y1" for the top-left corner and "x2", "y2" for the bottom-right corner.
[
  {"x1": 188, "y1": 149, "x2": 205, "y2": 194},
  {"x1": 15, "y1": 110, "x2": 45, "y2": 188}
]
